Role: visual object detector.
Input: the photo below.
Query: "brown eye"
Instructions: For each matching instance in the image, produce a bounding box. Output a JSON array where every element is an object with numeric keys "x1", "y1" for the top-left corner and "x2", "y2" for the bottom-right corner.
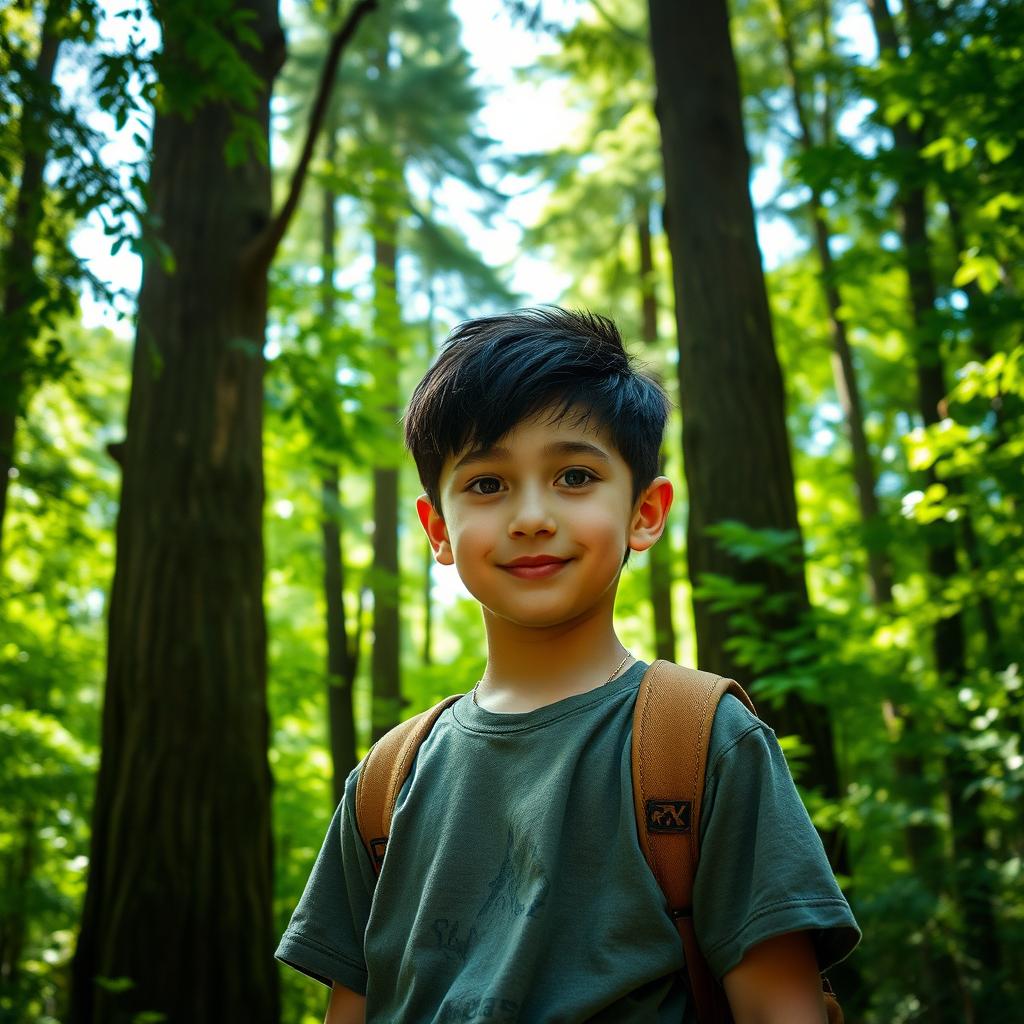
[
  {"x1": 561, "y1": 468, "x2": 595, "y2": 488},
  {"x1": 469, "y1": 477, "x2": 502, "y2": 495}
]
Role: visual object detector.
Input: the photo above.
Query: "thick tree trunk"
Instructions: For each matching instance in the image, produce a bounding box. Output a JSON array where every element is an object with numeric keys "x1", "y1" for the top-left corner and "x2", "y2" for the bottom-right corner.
[
  {"x1": 69, "y1": 4, "x2": 285, "y2": 1021},
  {"x1": 867, "y1": 0, "x2": 1002, "y2": 1005},
  {"x1": 646, "y1": 0, "x2": 842, "y2": 831},
  {"x1": 637, "y1": 204, "x2": 677, "y2": 662},
  {"x1": 0, "y1": 1, "x2": 64, "y2": 558},
  {"x1": 320, "y1": 125, "x2": 358, "y2": 800}
]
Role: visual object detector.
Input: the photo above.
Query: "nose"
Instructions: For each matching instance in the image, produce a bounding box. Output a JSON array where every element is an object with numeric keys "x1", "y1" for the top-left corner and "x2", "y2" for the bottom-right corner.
[{"x1": 507, "y1": 483, "x2": 557, "y2": 538}]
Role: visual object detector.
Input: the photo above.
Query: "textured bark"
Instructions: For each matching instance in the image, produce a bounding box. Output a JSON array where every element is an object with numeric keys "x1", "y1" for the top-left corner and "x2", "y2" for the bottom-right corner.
[
  {"x1": 321, "y1": 125, "x2": 358, "y2": 801},
  {"x1": 637, "y1": 205, "x2": 677, "y2": 662},
  {"x1": 69, "y1": 4, "x2": 286, "y2": 1021},
  {"x1": 646, "y1": 0, "x2": 841, "y2": 828},
  {"x1": 867, "y1": 0, "x2": 1002, "y2": 1004},
  {"x1": 0, "y1": 0, "x2": 64, "y2": 557}
]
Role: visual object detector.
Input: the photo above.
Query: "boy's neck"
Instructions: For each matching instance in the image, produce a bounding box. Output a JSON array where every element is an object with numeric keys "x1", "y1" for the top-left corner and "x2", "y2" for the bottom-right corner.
[{"x1": 476, "y1": 598, "x2": 633, "y2": 714}]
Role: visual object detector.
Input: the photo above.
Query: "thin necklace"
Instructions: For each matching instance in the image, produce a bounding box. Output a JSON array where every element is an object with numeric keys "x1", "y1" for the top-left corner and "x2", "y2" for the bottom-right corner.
[{"x1": 472, "y1": 650, "x2": 633, "y2": 707}]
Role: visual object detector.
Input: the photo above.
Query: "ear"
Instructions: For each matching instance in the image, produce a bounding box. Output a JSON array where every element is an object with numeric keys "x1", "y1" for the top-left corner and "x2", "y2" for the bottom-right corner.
[
  {"x1": 628, "y1": 476, "x2": 674, "y2": 553},
  {"x1": 416, "y1": 495, "x2": 454, "y2": 565}
]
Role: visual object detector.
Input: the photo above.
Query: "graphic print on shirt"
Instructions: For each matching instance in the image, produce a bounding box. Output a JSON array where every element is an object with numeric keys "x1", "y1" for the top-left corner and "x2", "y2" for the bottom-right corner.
[
  {"x1": 434, "y1": 824, "x2": 547, "y2": 1022},
  {"x1": 432, "y1": 823, "x2": 550, "y2": 967},
  {"x1": 477, "y1": 823, "x2": 550, "y2": 923},
  {"x1": 433, "y1": 917, "x2": 479, "y2": 964}
]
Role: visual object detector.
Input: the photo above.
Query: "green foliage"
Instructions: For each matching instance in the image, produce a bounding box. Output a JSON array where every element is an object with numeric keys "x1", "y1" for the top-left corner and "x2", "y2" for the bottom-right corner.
[{"x1": 0, "y1": 320, "x2": 127, "y2": 1022}]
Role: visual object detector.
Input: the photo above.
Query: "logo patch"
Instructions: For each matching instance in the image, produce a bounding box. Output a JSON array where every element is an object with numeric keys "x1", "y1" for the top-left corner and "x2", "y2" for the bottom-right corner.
[{"x1": 646, "y1": 799, "x2": 691, "y2": 833}]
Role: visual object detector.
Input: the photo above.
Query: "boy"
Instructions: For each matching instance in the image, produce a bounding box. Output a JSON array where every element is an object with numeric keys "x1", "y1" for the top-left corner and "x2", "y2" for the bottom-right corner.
[{"x1": 277, "y1": 308, "x2": 859, "y2": 1023}]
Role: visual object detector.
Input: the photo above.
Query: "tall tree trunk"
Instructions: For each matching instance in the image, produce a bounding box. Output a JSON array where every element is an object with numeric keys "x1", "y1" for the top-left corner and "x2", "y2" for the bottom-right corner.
[
  {"x1": 369, "y1": 18, "x2": 403, "y2": 742},
  {"x1": 769, "y1": 0, "x2": 894, "y2": 607},
  {"x1": 636, "y1": 202, "x2": 677, "y2": 661},
  {"x1": 0, "y1": 0, "x2": 65, "y2": 559},
  {"x1": 320, "y1": 122, "x2": 358, "y2": 800},
  {"x1": 370, "y1": 223, "x2": 402, "y2": 741},
  {"x1": 646, "y1": 0, "x2": 843, "y2": 839},
  {"x1": 867, "y1": 0, "x2": 1002, "y2": 1006},
  {"x1": 69, "y1": 4, "x2": 285, "y2": 1021},
  {"x1": 322, "y1": 464, "x2": 359, "y2": 800}
]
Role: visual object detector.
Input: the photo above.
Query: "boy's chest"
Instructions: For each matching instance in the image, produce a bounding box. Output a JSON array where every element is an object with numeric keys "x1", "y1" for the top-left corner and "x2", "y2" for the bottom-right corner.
[{"x1": 362, "y1": 716, "x2": 687, "y2": 1022}]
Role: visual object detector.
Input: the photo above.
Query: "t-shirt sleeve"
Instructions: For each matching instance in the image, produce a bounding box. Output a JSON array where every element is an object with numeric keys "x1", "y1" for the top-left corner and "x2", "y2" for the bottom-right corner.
[
  {"x1": 693, "y1": 695, "x2": 861, "y2": 980},
  {"x1": 275, "y1": 766, "x2": 375, "y2": 994}
]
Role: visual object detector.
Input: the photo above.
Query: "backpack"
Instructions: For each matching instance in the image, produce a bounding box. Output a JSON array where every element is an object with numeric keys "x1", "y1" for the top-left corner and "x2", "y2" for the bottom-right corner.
[{"x1": 354, "y1": 659, "x2": 843, "y2": 1023}]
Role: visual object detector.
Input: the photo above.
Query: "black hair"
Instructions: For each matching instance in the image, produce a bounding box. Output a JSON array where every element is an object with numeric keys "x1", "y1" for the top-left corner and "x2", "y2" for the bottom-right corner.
[{"x1": 403, "y1": 306, "x2": 670, "y2": 520}]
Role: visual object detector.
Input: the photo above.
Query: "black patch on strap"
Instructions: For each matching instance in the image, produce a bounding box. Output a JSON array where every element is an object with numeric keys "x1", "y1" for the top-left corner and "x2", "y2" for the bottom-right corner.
[{"x1": 646, "y1": 799, "x2": 691, "y2": 833}]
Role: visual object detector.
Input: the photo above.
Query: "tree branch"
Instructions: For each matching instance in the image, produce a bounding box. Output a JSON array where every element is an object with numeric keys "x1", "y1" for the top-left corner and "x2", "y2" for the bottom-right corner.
[
  {"x1": 248, "y1": 0, "x2": 378, "y2": 273},
  {"x1": 590, "y1": 0, "x2": 646, "y2": 44}
]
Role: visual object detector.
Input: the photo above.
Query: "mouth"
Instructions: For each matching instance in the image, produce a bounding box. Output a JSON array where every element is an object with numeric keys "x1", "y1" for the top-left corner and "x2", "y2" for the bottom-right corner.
[{"x1": 500, "y1": 556, "x2": 570, "y2": 579}]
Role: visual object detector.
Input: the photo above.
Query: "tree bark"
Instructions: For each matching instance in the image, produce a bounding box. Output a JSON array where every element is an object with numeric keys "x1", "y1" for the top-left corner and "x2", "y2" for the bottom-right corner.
[
  {"x1": 637, "y1": 203, "x2": 677, "y2": 662},
  {"x1": 69, "y1": 4, "x2": 286, "y2": 1021},
  {"x1": 370, "y1": 225, "x2": 403, "y2": 741},
  {"x1": 0, "y1": 0, "x2": 65, "y2": 559},
  {"x1": 646, "y1": 0, "x2": 842, "y2": 834},
  {"x1": 320, "y1": 123, "x2": 358, "y2": 801}
]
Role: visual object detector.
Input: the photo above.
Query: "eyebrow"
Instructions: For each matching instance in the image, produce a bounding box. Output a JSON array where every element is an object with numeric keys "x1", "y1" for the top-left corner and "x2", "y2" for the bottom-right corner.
[{"x1": 453, "y1": 440, "x2": 612, "y2": 472}]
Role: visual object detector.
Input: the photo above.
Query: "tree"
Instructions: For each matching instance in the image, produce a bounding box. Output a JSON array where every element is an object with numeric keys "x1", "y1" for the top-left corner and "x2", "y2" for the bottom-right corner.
[
  {"x1": 645, "y1": 0, "x2": 843, "y2": 834},
  {"x1": 69, "y1": 2, "x2": 376, "y2": 1020}
]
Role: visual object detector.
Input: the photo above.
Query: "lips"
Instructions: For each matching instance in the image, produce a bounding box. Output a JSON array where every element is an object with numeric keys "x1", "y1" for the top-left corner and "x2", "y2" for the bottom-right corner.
[
  {"x1": 500, "y1": 555, "x2": 570, "y2": 580},
  {"x1": 502, "y1": 555, "x2": 568, "y2": 567}
]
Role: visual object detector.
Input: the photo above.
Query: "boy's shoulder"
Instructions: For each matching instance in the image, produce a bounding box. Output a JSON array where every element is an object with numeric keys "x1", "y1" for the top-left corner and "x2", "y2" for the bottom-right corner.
[{"x1": 706, "y1": 690, "x2": 770, "y2": 766}]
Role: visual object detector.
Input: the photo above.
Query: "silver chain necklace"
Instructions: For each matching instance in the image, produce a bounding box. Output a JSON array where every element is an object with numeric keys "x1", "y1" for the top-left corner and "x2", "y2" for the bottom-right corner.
[{"x1": 471, "y1": 650, "x2": 633, "y2": 707}]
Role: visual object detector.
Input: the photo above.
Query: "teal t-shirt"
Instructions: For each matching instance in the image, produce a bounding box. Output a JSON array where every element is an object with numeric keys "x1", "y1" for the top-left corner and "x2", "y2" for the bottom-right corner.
[{"x1": 277, "y1": 661, "x2": 859, "y2": 1022}]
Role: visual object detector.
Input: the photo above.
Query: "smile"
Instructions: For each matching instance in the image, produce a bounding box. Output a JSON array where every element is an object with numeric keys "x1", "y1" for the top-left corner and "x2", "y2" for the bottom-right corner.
[{"x1": 500, "y1": 559, "x2": 570, "y2": 580}]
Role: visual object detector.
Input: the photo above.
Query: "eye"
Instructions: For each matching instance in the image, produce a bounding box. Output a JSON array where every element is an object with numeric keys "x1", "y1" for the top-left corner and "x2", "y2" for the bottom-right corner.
[
  {"x1": 560, "y1": 467, "x2": 597, "y2": 488},
  {"x1": 467, "y1": 476, "x2": 503, "y2": 495}
]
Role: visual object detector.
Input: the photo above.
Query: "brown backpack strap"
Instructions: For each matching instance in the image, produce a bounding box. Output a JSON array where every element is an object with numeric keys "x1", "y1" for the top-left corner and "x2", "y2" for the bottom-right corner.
[
  {"x1": 354, "y1": 694, "x2": 462, "y2": 875},
  {"x1": 631, "y1": 659, "x2": 755, "y2": 1023}
]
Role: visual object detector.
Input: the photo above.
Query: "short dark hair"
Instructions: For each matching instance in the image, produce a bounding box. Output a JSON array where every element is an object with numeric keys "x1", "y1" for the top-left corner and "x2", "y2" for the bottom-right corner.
[{"x1": 403, "y1": 306, "x2": 670, "y2": 518}]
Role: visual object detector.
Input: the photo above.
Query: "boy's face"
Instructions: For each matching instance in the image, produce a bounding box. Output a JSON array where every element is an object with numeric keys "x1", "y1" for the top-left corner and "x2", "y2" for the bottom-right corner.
[{"x1": 416, "y1": 406, "x2": 672, "y2": 632}]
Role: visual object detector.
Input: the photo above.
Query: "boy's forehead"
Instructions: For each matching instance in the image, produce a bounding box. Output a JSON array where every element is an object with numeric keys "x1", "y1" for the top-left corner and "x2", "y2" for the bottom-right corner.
[{"x1": 443, "y1": 405, "x2": 618, "y2": 473}]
